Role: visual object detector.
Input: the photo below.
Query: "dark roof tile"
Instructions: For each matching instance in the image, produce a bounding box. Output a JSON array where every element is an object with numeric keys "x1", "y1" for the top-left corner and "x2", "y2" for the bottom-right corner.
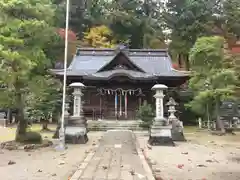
[{"x1": 52, "y1": 48, "x2": 189, "y2": 78}]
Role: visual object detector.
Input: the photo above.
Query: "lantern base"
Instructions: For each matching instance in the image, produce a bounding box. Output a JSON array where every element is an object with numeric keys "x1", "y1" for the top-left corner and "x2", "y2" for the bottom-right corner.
[
  {"x1": 171, "y1": 120, "x2": 186, "y2": 141},
  {"x1": 148, "y1": 136, "x2": 175, "y2": 146},
  {"x1": 149, "y1": 125, "x2": 174, "y2": 146},
  {"x1": 65, "y1": 126, "x2": 88, "y2": 144}
]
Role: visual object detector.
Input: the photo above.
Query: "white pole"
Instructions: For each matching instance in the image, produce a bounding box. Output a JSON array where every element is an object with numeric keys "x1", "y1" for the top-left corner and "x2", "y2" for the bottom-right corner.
[
  {"x1": 59, "y1": 0, "x2": 70, "y2": 150},
  {"x1": 207, "y1": 103, "x2": 210, "y2": 130}
]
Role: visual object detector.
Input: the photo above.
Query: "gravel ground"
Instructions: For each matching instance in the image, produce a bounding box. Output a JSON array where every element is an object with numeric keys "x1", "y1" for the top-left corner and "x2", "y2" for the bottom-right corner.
[
  {"x1": 1, "y1": 127, "x2": 240, "y2": 180},
  {"x1": 137, "y1": 131, "x2": 240, "y2": 180},
  {"x1": 0, "y1": 131, "x2": 103, "y2": 180}
]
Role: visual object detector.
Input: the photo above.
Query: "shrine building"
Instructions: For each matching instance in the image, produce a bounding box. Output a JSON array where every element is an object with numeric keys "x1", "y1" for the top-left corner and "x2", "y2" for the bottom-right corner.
[{"x1": 52, "y1": 47, "x2": 189, "y2": 120}]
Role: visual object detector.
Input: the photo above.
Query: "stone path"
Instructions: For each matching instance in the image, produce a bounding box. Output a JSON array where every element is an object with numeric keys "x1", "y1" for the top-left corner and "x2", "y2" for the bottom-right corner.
[{"x1": 70, "y1": 130, "x2": 153, "y2": 180}]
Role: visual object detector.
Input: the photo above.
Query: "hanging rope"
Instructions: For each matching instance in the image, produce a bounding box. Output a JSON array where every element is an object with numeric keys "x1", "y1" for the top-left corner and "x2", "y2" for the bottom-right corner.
[{"x1": 97, "y1": 88, "x2": 143, "y2": 96}]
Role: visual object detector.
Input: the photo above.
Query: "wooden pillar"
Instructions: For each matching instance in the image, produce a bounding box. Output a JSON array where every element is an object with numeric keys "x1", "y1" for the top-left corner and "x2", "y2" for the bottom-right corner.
[
  {"x1": 125, "y1": 92, "x2": 127, "y2": 119},
  {"x1": 119, "y1": 94, "x2": 122, "y2": 116},
  {"x1": 99, "y1": 95, "x2": 102, "y2": 119},
  {"x1": 115, "y1": 92, "x2": 118, "y2": 117}
]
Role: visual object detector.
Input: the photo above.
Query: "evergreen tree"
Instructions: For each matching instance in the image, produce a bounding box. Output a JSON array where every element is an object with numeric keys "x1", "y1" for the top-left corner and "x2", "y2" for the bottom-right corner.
[{"x1": 0, "y1": 0, "x2": 62, "y2": 141}]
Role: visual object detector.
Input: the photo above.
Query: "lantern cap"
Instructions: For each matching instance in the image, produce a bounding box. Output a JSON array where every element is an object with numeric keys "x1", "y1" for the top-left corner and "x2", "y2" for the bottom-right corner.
[
  {"x1": 151, "y1": 84, "x2": 168, "y2": 90},
  {"x1": 69, "y1": 82, "x2": 85, "y2": 88},
  {"x1": 166, "y1": 97, "x2": 178, "y2": 106}
]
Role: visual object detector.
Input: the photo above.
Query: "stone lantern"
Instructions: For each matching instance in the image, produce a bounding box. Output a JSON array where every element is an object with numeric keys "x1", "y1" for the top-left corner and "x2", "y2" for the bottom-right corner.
[
  {"x1": 166, "y1": 97, "x2": 178, "y2": 124},
  {"x1": 65, "y1": 82, "x2": 88, "y2": 144},
  {"x1": 166, "y1": 97, "x2": 185, "y2": 141},
  {"x1": 148, "y1": 84, "x2": 174, "y2": 146}
]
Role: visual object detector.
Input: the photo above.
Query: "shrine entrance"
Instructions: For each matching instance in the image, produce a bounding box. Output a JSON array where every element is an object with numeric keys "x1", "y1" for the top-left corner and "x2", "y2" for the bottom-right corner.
[{"x1": 97, "y1": 88, "x2": 144, "y2": 120}]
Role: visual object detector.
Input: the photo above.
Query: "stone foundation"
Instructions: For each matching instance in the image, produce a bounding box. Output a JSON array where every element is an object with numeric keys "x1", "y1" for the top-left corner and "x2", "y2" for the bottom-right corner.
[
  {"x1": 171, "y1": 121, "x2": 186, "y2": 141},
  {"x1": 171, "y1": 130, "x2": 186, "y2": 141},
  {"x1": 65, "y1": 133, "x2": 88, "y2": 144},
  {"x1": 148, "y1": 136, "x2": 175, "y2": 146},
  {"x1": 149, "y1": 125, "x2": 175, "y2": 146}
]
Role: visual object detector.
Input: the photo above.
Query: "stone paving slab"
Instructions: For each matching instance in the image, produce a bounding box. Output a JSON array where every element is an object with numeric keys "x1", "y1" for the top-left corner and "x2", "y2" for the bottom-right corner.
[{"x1": 71, "y1": 130, "x2": 154, "y2": 180}]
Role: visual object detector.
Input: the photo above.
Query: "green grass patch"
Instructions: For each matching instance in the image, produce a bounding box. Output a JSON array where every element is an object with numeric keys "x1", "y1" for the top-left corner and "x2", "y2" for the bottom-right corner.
[
  {"x1": 184, "y1": 126, "x2": 198, "y2": 133},
  {"x1": 0, "y1": 127, "x2": 16, "y2": 142},
  {"x1": 0, "y1": 124, "x2": 56, "y2": 143}
]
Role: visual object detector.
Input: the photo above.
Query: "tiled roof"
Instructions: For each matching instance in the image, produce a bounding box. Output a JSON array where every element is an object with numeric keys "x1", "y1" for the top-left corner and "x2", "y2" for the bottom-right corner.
[{"x1": 51, "y1": 48, "x2": 189, "y2": 79}]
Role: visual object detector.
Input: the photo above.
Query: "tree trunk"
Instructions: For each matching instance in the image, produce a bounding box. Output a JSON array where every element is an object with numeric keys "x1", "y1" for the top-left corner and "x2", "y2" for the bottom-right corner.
[
  {"x1": 7, "y1": 109, "x2": 12, "y2": 124},
  {"x1": 41, "y1": 120, "x2": 49, "y2": 131},
  {"x1": 184, "y1": 54, "x2": 190, "y2": 71},
  {"x1": 215, "y1": 97, "x2": 225, "y2": 134},
  {"x1": 178, "y1": 54, "x2": 182, "y2": 68},
  {"x1": 15, "y1": 91, "x2": 27, "y2": 141}
]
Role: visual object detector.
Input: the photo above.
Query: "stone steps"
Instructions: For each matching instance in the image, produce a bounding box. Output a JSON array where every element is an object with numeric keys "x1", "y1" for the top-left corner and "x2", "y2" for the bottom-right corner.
[{"x1": 87, "y1": 120, "x2": 144, "y2": 131}]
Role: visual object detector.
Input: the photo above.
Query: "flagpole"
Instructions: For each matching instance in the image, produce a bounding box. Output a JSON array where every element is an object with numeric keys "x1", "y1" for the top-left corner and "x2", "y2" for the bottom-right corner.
[{"x1": 59, "y1": 0, "x2": 70, "y2": 150}]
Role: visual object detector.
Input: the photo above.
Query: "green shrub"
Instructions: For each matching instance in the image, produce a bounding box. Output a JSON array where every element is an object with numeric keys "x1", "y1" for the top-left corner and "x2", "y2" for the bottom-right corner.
[
  {"x1": 15, "y1": 131, "x2": 42, "y2": 144},
  {"x1": 136, "y1": 101, "x2": 155, "y2": 129}
]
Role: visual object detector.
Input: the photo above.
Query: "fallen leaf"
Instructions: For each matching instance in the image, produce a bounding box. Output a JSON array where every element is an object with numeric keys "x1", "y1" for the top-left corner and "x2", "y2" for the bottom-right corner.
[
  {"x1": 58, "y1": 160, "x2": 65, "y2": 165},
  {"x1": 155, "y1": 175, "x2": 164, "y2": 180},
  {"x1": 8, "y1": 160, "x2": 16, "y2": 165},
  {"x1": 177, "y1": 164, "x2": 184, "y2": 169},
  {"x1": 154, "y1": 168, "x2": 161, "y2": 173},
  {"x1": 102, "y1": 165, "x2": 107, "y2": 170},
  {"x1": 129, "y1": 169, "x2": 135, "y2": 175},
  {"x1": 147, "y1": 144, "x2": 152, "y2": 150}
]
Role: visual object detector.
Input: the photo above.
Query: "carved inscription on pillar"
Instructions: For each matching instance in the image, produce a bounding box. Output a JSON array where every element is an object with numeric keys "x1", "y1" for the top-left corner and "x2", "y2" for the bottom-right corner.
[{"x1": 70, "y1": 82, "x2": 85, "y2": 118}]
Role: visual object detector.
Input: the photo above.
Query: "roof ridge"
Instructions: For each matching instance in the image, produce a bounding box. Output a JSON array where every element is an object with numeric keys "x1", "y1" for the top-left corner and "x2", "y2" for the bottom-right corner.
[
  {"x1": 75, "y1": 47, "x2": 169, "y2": 55},
  {"x1": 129, "y1": 49, "x2": 168, "y2": 52}
]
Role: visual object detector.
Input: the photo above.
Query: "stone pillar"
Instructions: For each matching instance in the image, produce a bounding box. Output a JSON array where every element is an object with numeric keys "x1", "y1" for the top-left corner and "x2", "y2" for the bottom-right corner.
[
  {"x1": 65, "y1": 82, "x2": 88, "y2": 144},
  {"x1": 166, "y1": 97, "x2": 186, "y2": 141},
  {"x1": 0, "y1": 112, "x2": 6, "y2": 127},
  {"x1": 198, "y1": 117, "x2": 202, "y2": 129},
  {"x1": 71, "y1": 83, "x2": 84, "y2": 117},
  {"x1": 154, "y1": 86, "x2": 165, "y2": 123},
  {"x1": 148, "y1": 84, "x2": 174, "y2": 146}
]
